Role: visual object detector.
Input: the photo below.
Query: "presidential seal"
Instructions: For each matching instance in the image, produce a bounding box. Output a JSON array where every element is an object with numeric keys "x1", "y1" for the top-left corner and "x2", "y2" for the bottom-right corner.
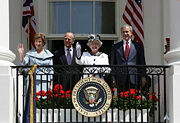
[{"x1": 72, "y1": 77, "x2": 112, "y2": 117}]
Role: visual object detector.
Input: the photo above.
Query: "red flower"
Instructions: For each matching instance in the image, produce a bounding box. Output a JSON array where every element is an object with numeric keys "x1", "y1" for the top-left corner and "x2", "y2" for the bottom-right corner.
[
  {"x1": 36, "y1": 96, "x2": 39, "y2": 101},
  {"x1": 46, "y1": 90, "x2": 53, "y2": 100},
  {"x1": 136, "y1": 96, "x2": 141, "y2": 100},
  {"x1": 125, "y1": 94, "x2": 129, "y2": 98},
  {"x1": 119, "y1": 91, "x2": 129, "y2": 98},
  {"x1": 53, "y1": 89, "x2": 67, "y2": 99},
  {"x1": 149, "y1": 93, "x2": 158, "y2": 102},
  {"x1": 54, "y1": 84, "x2": 63, "y2": 93},
  {"x1": 130, "y1": 89, "x2": 138, "y2": 98},
  {"x1": 65, "y1": 90, "x2": 71, "y2": 98},
  {"x1": 36, "y1": 90, "x2": 46, "y2": 97},
  {"x1": 111, "y1": 88, "x2": 115, "y2": 92},
  {"x1": 60, "y1": 90, "x2": 65, "y2": 95},
  {"x1": 130, "y1": 89, "x2": 137, "y2": 95},
  {"x1": 120, "y1": 92, "x2": 124, "y2": 98},
  {"x1": 151, "y1": 92, "x2": 157, "y2": 95},
  {"x1": 46, "y1": 90, "x2": 53, "y2": 96},
  {"x1": 124, "y1": 91, "x2": 129, "y2": 95},
  {"x1": 60, "y1": 90, "x2": 65, "y2": 98},
  {"x1": 61, "y1": 95, "x2": 65, "y2": 98},
  {"x1": 36, "y1": 91, "x2": 41, "y2": 96},
  {"x1": 54, "y1": 94, "x2": 58, "y2": 98},
  {"x1": 119, "y1": 89, "x2": 139, "y2": 98}
]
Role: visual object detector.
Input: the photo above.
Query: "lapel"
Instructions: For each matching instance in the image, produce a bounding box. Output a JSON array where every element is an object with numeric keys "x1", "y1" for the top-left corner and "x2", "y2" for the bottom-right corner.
[
  {"x1": 117, "y1": 41, "x2": 126, "y2": 60},
  {"x1": 128, "y1": 42, "x2": 136, "y2": 60},
  {"x1": 71, "y1": 47, "x2": 77, "y2": 65},
  {"x1": 61, "y1": 54, "x2": 68, "y2": 65},
  {"x1": 59, "y1": 48, "x2": 68, "y2": 65}
]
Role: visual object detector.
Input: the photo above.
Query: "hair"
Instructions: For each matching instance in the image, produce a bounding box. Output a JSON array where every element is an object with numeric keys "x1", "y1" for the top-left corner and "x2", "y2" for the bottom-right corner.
[
  {"x1": 121, "y1": 24, "x2": 133, "y2": 32},
  {"x1": 33, "y1": 32, "x2": 46, "y2": 45}
]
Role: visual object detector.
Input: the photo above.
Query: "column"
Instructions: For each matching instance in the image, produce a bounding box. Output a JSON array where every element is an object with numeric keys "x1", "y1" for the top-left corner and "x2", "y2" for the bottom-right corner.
[
  {"x1": 164, "y1": 0, "x2": 180, "y2": 64},
  {"x1": 0, "y1": 0, "x2": 16, "y2": 123},
  {"x1": 164, "y1": 0, "x2": 180, "y2": 123}
]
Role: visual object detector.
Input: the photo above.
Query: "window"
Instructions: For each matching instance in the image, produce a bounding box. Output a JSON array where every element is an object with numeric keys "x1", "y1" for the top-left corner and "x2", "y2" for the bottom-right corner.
[
  {"x1": 47, "y1": 0, "x2": 119, "y2": 57},
  {"x1": 49, "y1": 1, "x2": 115, "y2": 34}
]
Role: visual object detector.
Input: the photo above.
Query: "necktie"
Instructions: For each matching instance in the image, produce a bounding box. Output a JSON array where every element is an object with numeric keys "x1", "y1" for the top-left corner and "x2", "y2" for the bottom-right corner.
[
  {"x1": 125, "y1": 41, "x2": 130, "y2": 59},
  {"x1": 67, "y1": 48, "x2": 71, "y2": 65}
]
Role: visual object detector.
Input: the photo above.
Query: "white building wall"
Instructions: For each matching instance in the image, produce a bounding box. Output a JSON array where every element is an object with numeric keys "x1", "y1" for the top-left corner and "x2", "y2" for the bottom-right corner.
[
  {"x1": 9, "y1": 0, "x2": 25, "y2": 65},
  {"x1": 143, "y1": 0, "x2": 164, "y2": 65}
]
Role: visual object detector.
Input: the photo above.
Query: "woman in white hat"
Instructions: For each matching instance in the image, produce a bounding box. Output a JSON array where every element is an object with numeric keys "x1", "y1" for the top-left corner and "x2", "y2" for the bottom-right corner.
[{"x1": 76, "y1": 34, "x2": 110, "y2": 79}]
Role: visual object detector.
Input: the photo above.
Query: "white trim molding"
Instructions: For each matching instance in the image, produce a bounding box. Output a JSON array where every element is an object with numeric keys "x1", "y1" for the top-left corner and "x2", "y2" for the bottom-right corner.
[
  {"x1": 0, "y1": 48, "x2": 16, "y2": 66},
  {"x1": 164, "y1": 48, "x2": 180, "y2": 65}
]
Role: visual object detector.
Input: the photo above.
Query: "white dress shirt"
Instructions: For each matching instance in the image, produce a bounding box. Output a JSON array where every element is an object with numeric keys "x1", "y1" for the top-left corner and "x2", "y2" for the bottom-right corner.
[{"x1": 123, "y1": 39, "x2": 132, "y2": 52}]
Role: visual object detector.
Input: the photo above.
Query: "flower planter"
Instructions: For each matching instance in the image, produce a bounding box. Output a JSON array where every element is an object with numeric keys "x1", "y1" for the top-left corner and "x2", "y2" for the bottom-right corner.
[{"x1": 36, "y1": 108, "x2": 147, "y2": 122}]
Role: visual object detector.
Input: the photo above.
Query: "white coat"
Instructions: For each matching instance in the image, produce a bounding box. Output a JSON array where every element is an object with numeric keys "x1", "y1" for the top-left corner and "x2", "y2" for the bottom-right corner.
[{"x1": 76, "y1": 52, "x2": 110, "y2": 79}]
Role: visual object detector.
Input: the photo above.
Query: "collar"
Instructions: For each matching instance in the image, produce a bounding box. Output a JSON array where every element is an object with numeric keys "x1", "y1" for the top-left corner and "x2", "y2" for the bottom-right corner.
[
  {"x1": 123, "y1": 39, "x2": 132, "y2": 45},
  {"x1": 90, "y1": 52, "x2": 102, "y2": 56},
  {"x1": 64, "y1": 46, "x2": 73, "y2": 51},
  {"x1": 26, "y1": 49, "x2": 53, "y2": 58}
]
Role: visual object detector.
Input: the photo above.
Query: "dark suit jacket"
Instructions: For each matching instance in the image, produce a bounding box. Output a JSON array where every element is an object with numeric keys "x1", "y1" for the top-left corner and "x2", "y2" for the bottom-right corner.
[
  {"x1": 53, "y1": 47, "x2": 77, "y2": 65},
  {"x1": 53, "y1": 47, "x2": 79, "y2": 91},
  {"x1": 111, "y1": 40, "x2": 146, "y2": 90}
]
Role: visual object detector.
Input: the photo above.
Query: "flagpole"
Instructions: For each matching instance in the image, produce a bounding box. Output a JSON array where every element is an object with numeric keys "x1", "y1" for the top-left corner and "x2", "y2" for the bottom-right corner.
[
  {"x1": 70, "y1": 0, "x2": 72, "y2": 32},
  {"x1": 28, "y1": 17, "x2": 30, "y2": 50},
  {"x1": 21, "y1": 1, "x2": 23, "y2": 45}
]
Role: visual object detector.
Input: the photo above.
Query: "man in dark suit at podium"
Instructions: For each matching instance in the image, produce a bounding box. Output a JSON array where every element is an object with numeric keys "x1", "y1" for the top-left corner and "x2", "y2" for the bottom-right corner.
[
  {"x1": 53, "y1": 32, "x2": 78, "y2": 91},
  {"x1": 111, "y1": 25, "x2": 146, "y2": 91}
]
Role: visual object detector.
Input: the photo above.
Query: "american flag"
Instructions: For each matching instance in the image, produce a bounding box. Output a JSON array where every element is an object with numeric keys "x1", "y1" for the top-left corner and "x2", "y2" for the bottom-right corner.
[
  {"x1": 123, "y1": 0, "x2": 144, "y2": 44},
  {"x1": 22, "y1": 0, "x2": 37, "y2": 49}
]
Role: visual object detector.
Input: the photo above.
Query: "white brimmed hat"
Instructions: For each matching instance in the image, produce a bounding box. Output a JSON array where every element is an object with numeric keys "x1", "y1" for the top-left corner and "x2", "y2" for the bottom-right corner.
[{"x1": 87, "y1": 34, "x2": 103, "y2": 47}]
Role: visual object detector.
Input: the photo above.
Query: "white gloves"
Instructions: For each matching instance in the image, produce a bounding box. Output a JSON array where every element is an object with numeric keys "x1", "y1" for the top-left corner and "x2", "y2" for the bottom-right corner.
[{"x1": 76, "y1": 42, "x2": 81, "y2": 59}]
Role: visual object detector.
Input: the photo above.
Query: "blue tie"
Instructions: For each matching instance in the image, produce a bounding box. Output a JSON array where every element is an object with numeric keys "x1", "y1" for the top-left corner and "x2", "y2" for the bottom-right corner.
[{"x1": 67, "y1": 49, "x2": 71, "y2": 65}]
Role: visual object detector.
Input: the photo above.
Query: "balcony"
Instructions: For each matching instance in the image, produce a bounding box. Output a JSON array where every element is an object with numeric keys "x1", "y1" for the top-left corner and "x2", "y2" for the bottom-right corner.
[{"x1": 11, "y1": 65, "x2": 169, "y2": 123}]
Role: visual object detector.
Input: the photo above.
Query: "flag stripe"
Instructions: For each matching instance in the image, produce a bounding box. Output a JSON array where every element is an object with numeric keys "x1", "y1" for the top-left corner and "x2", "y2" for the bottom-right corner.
[
  {"x1": 129, "y1": 0, "x2": 143, "y2": 22},
  {"x1": 124, "y1": 6, "x2": 144, "y2": 36},
  {"x1": 123, "y1": 13, "x2": 144, "y2": 42},
  {"x1": 123, "y1": 0, "x2": 144, "y2": 44},
  {"x1": 126, "y1": 2, "x2": 143, "y2": 31}
]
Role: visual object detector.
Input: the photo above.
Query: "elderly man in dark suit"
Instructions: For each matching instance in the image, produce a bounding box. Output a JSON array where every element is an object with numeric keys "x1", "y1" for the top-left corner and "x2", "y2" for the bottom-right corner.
[
  {"x1": 111, "y1": 24, "x2": 146, "y2": 91},
  {"x1": 53, "y1": 32, "x2": 78, "y2": 91}
]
